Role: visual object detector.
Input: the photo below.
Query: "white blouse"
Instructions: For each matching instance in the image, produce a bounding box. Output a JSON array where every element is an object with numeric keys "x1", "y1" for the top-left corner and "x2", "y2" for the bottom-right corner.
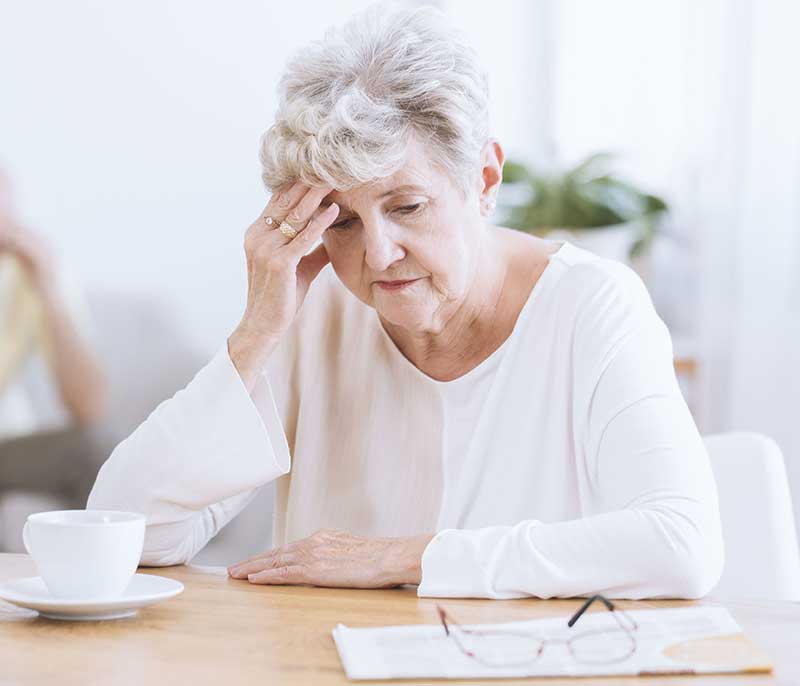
[{"x1": 87, "y1": 241, "x2": 724, "y2": 599}]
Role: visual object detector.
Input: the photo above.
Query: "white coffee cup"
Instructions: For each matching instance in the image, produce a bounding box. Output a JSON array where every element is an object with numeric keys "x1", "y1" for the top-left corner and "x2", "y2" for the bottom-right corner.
[{"x1": 22, "y1": 510, "x2": 146, "y2": 600}]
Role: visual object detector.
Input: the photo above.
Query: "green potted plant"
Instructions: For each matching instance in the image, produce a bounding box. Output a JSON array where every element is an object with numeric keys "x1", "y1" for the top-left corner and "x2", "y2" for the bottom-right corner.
[{"x1": 498, "y1": 152, "x2": 668, "y2": 264}]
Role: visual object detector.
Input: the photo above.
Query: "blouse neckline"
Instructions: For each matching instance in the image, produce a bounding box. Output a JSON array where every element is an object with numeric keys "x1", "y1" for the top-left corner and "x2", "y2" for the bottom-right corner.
[{"x1": 374, "y1": 240, "x2": 569, "y2": 388}]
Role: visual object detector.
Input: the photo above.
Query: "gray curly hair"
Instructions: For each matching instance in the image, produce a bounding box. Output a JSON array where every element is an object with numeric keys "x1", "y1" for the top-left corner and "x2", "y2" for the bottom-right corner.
[{"x1": 259, "y1": 3, "x2": 491, "y2": 200}]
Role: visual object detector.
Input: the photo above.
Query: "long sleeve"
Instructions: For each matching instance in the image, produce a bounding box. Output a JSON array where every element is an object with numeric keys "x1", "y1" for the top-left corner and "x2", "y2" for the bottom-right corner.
[
  {"x1": 417, "y1": 262, "x2": 724, "y2": 600},
  {"x1": 86, "y1": 342, "x2": 291, "y2": 566}
]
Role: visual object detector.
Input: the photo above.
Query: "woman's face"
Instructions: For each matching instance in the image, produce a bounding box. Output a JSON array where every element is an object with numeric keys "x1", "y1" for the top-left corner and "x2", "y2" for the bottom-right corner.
[{"x1": 322, "y1": 137, "x2": 489, "y2": 333}]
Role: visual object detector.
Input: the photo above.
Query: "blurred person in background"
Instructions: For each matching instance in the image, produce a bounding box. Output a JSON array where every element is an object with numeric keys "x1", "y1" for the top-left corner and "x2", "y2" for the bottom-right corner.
[{"x1": 0, "y1": 168, "x2": 107, "y2": 552}]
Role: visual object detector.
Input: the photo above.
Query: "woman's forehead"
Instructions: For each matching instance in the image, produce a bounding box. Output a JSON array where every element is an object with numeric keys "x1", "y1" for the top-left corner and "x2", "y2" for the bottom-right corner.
[
  {"x1": 324, "y1": 169, "x2": 439, "y2": 207},
  {"x1": 329, "y1": 182, "x2": 426, "y2": 202}
]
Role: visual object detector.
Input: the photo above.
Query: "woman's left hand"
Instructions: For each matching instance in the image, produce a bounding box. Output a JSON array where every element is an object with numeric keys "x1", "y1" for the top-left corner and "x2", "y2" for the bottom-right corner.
[{"x1": 227, "y1": 528, "x2": 434, "y2": 589}]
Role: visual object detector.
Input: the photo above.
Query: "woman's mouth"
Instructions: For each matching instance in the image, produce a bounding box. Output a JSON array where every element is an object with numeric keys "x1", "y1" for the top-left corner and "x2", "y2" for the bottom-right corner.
[{"x1": 375, "y1": 278, "x2": 421, "y2": 292}]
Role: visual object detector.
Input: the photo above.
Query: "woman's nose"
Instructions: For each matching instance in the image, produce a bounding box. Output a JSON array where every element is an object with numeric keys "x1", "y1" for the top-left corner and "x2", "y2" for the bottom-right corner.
[{"x1": 363, "y1": 223, "x2": 405, "y2": 272}]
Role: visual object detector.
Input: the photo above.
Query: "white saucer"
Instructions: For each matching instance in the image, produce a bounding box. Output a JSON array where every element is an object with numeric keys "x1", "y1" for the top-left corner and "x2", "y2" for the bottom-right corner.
[{"x1": 0, "y1": 573, "x2": 184, "y2": 621}]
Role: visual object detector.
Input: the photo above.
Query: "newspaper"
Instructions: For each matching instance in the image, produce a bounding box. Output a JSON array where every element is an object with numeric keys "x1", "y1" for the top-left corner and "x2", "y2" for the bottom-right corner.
[{"x1": 332, "y1": 606, "x2": 759, "y2": 680}]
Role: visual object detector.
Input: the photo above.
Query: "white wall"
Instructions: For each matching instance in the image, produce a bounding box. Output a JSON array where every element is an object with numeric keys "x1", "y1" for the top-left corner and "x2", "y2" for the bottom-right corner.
[{"x1": 726, "y1": 0, "x2": 800, "y2": 511}]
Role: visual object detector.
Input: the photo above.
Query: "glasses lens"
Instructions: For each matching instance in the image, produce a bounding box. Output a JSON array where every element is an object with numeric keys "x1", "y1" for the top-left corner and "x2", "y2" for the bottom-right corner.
[
  {"x1": 569, "y1": 629, "x2": 636, "y2": 664},
  {"x1": 454, "y1": 628, "x2": 543, "y2": 667}
]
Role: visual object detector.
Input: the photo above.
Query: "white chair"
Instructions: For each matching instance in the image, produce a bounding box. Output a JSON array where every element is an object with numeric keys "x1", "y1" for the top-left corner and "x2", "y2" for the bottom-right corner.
[{"x1": 704, "y1": 431, "x2": 800, "y2": 600}]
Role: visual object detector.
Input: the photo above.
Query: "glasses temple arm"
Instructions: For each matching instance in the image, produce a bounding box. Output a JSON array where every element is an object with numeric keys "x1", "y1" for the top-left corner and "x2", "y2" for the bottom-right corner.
[
  {"x1": 436, "y1": 605, "x2": 451, "y2": 636},
  {"x1": 567, "y1": 594, "x2": 615, "y2": 628}
]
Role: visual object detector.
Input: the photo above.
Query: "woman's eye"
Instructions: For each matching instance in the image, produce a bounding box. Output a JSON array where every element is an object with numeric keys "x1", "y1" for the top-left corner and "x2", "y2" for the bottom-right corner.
[
  {"x1": 395, "y1": 203, "x2": 422, "y2": 215},
  {"x1": 329, "y1": 203, "x2": 423, "y2": 231}
]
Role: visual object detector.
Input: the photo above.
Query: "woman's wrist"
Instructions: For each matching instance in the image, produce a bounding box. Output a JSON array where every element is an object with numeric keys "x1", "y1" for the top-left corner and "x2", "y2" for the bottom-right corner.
[
  {"x1": 382, "y1": 534, "x2": 435, "y2": 586},
  {"x1": 227, "y1": 326, "x2": 280, "y2": 392}
]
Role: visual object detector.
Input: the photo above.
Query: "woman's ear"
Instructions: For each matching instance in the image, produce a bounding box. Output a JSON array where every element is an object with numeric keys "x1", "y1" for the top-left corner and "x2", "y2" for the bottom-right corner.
[{"x1": 478, "y1": 138, "x2": 504, "y2": 216}]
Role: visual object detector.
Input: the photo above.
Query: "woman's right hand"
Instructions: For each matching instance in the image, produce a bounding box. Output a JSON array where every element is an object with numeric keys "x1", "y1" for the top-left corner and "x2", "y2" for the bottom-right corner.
[{"x1": 227, "y1": 181, "x2": 340, "y2": 391}]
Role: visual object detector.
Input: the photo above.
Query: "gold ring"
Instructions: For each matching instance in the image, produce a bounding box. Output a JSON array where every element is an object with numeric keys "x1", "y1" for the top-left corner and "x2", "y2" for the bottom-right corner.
[{"x1": 278, "y1": 221, "x2": 298, "y2": 238}]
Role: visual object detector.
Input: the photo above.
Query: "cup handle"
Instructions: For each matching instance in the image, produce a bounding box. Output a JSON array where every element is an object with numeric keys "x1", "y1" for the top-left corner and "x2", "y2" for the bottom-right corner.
[{"x1": 22, "y1": 521, "x2": 32, "y2": 555}]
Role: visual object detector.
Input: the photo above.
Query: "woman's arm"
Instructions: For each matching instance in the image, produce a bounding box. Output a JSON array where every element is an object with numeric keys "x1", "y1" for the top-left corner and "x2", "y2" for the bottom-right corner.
[
  {"x1": 36, "y1": 274, "x2": 107, "y2": 425},
  {"x1": 86, "y1": 339, "x2": 292, "y2": 566},
  {"x1": 0, "y1": 211, "x2": 106, "y2": 425},
  {"x1": 88, "y1": 185, "x2": 339, "y2": 567},
  {"x1": 416, "y1": 264, "x2": 724, "y2": 600}
]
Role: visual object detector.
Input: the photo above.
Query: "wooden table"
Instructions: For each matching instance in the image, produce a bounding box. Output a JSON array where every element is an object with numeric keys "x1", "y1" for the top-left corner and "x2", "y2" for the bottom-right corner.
[{"x1": 1, "y1": 553, "x2": 797, "y2": 685}]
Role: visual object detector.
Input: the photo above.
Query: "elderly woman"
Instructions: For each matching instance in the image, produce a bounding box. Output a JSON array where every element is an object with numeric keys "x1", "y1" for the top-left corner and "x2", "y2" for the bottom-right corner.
[{"x1": 87, "y1": 5, "x2": 723, "y2": 599}]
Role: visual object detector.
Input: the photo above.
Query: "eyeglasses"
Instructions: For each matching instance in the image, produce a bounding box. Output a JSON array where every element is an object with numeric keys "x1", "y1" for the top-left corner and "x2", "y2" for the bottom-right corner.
[{"x1": 436, "y1": 594, "x2": 638, "y2": 668}]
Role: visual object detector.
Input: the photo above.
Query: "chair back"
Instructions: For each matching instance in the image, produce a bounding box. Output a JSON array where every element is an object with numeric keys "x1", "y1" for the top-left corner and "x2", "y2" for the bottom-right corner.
[{"x1": 704, "y1": 432, "x2": 800, "y2": 600}]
